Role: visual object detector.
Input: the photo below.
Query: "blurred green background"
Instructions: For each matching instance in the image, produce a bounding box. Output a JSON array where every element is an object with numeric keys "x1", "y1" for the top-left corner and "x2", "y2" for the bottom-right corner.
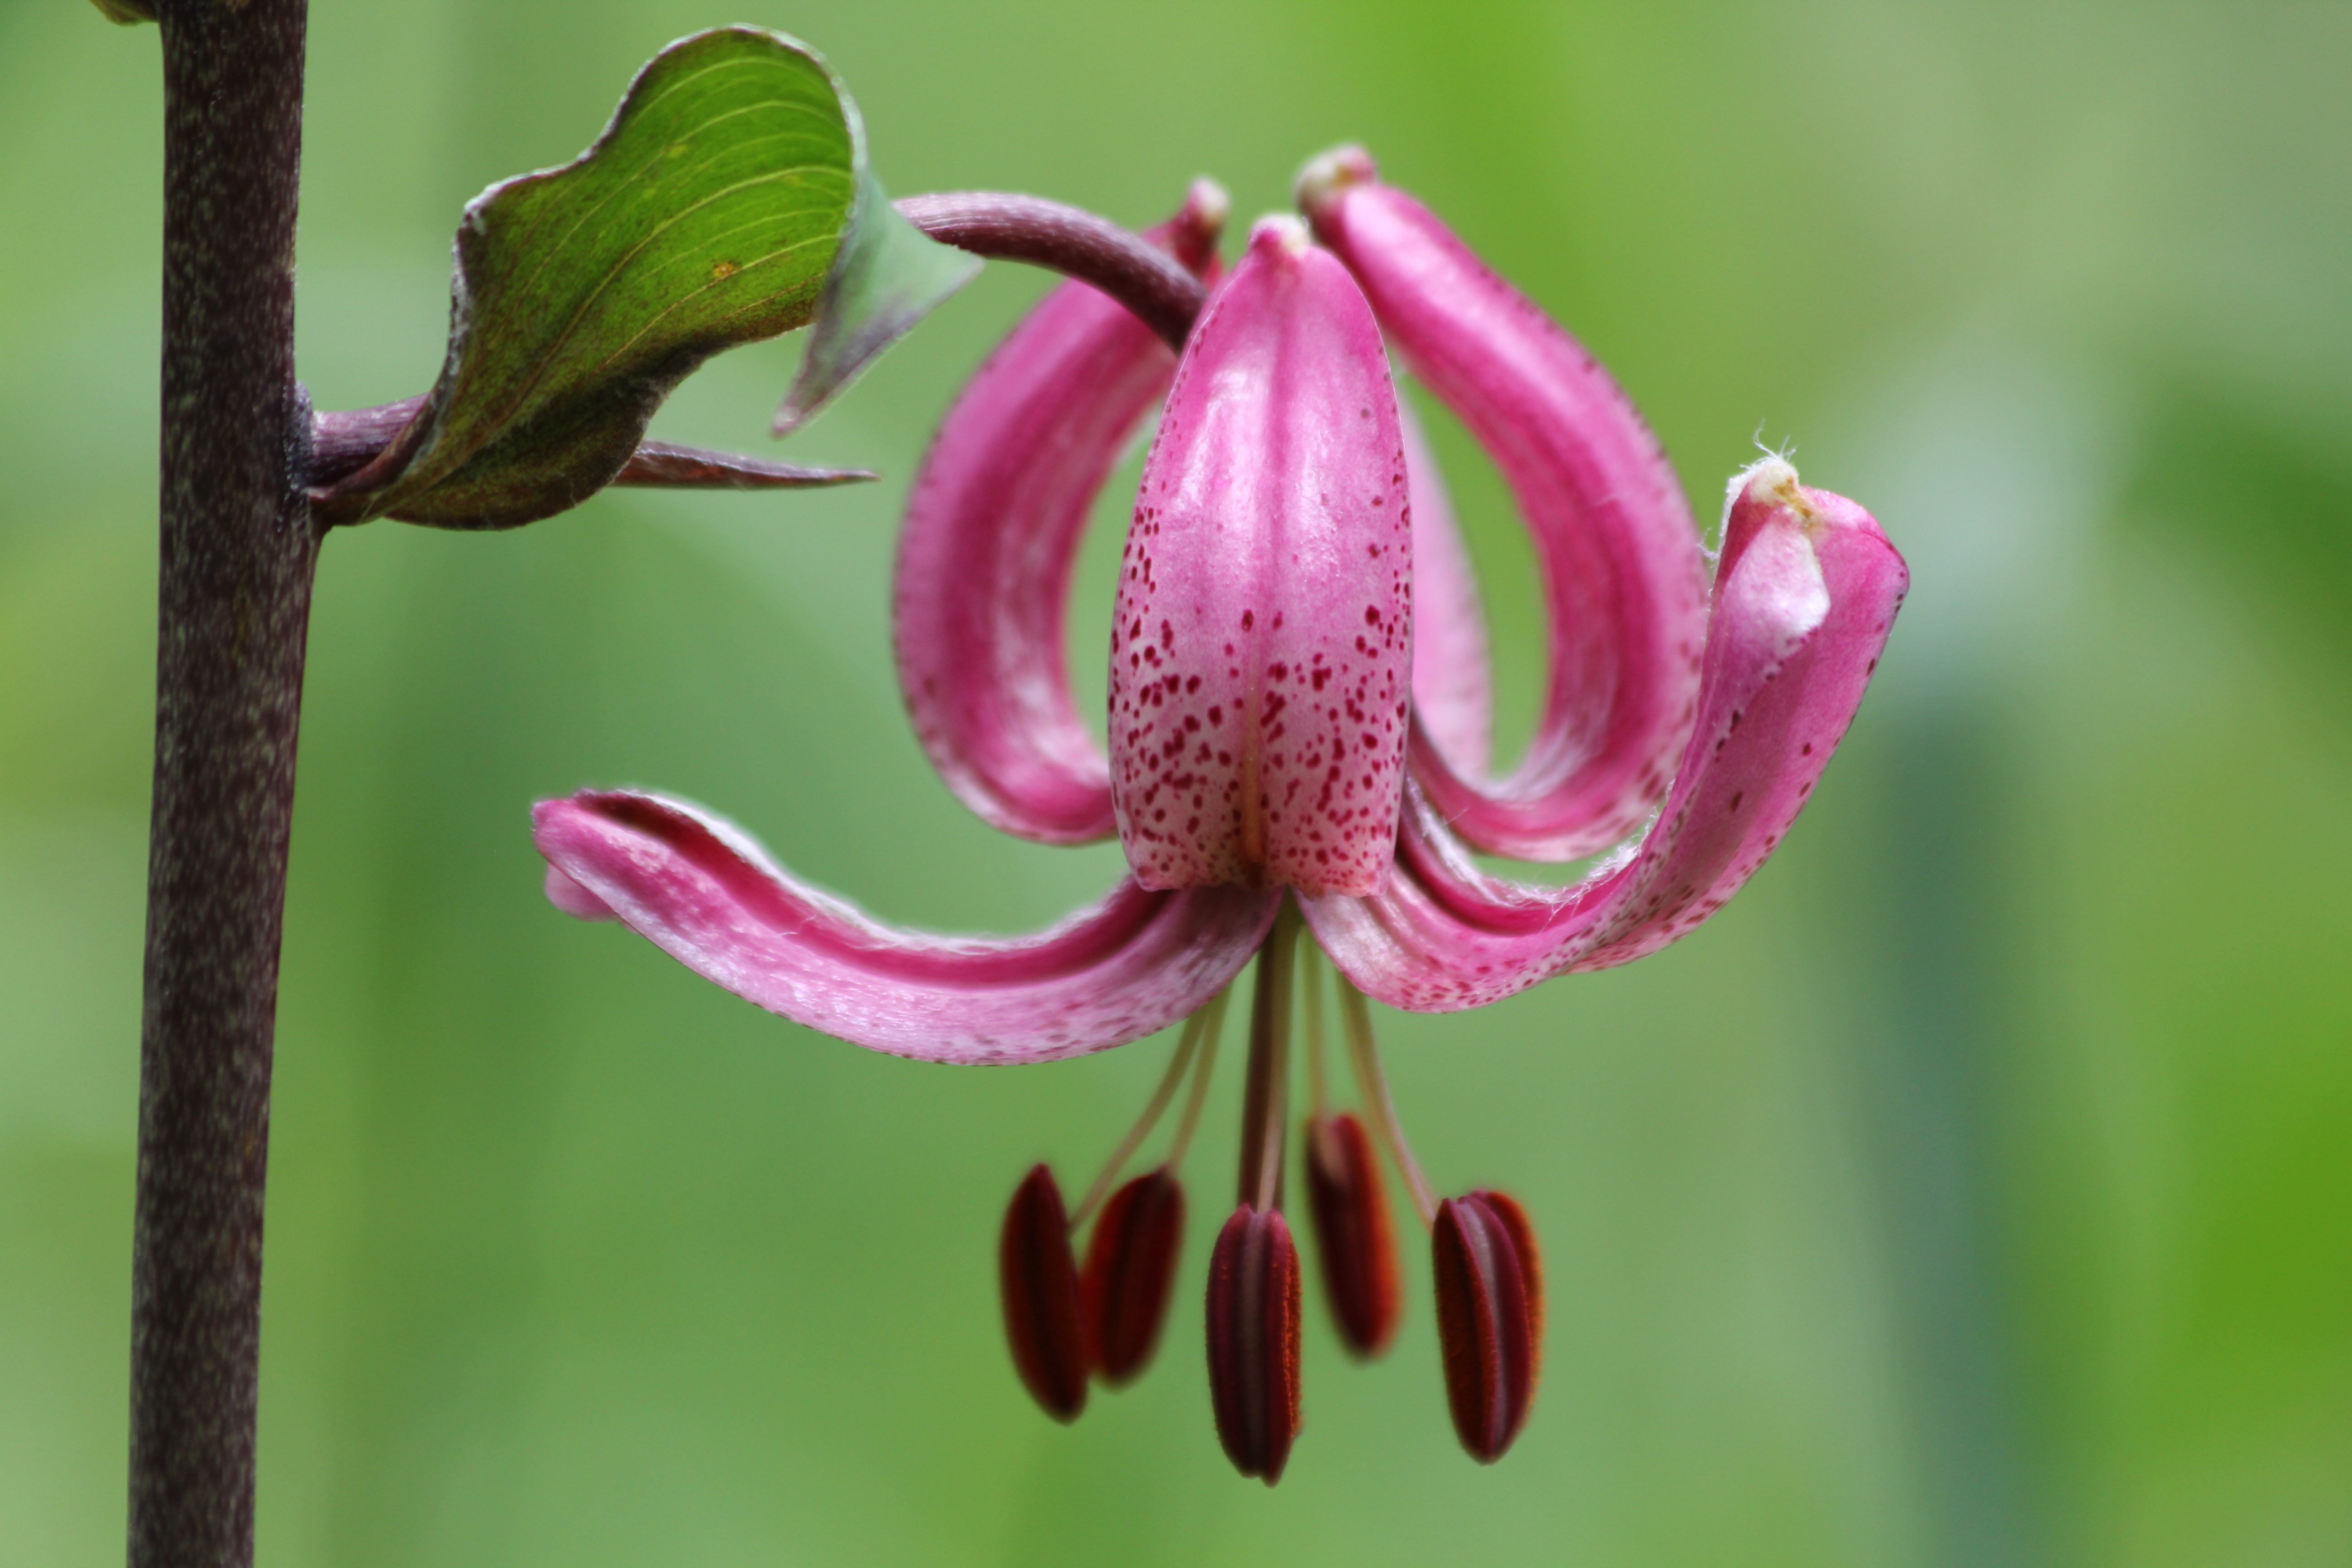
[{"x1": 5, "y1": 1, "x2": 2348, "y2": 1563}]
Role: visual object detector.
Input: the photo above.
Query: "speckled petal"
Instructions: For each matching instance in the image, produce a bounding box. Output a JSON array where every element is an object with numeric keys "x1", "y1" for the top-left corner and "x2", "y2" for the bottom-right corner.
[
  {"x1": 1400, "y1": 395, "x2": 1492, "y2": 780},
  {"x1": 534, "y1": 790, "x2": 1279, "y2": 1062},
  {"x1": 895, "y1": 186, "x2": 1224, "y2": 844},
  {"x1": 1301, "y1": 461, "x2": 1907, "y2": 1011},
  {"x1": 1300, "y1": 149, "x2": 1709, "y2": 862},
  {"x1": 1110, "y1": 217, "x2": 1411, "y2": 898}
]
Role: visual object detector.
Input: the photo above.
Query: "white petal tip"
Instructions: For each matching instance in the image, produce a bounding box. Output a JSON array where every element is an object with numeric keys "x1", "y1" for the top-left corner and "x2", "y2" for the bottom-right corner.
[
  {"x1": 1248, "y1": 213, "x2": 1313, "y2": 258},
  {"x1": 1185, "y1": 178, "x2": 1233, "y2": 236},
  {"x1": 1733, "y1": 454, "x2": 1803, "y2": 507},
  {"x1": 1294, "y1": 144, "x2": 1378, "y2": 220}
]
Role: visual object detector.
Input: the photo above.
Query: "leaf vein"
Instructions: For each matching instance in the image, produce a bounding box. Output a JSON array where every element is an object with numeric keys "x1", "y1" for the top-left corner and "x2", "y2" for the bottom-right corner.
[{"x1": 463, "y1": 168, "x2": 851, "y2": 447}]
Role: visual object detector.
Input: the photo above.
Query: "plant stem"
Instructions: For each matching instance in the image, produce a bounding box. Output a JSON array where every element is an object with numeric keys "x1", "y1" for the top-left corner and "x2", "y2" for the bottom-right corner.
[
  {"x1": 895, "y1": 192, "x2": 1209, "y2": 350},
  {"x1": 130, "y1": 4, "x2": 311, "y2": 1565}
]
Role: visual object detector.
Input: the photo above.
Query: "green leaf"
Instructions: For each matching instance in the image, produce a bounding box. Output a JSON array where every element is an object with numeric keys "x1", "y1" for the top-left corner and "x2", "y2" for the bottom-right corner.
[
  {"x1": 772, "y1": 170, "x2": 981, "y2": 436},
  {"x1": 319, "y1": 27, "x2": 969, "y2": 529}
]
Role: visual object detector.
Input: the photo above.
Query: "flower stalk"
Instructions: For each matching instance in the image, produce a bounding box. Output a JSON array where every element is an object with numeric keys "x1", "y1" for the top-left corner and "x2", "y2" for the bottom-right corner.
[{"x1": 893, "y1": 191, "x2": 1212, "y2": 351}]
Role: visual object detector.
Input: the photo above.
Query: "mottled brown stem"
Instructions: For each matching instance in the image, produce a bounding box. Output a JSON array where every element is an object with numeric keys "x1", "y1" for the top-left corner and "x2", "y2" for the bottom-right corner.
[
  {"x1": 131, "y1": 3, "x2": 310, "y2": 1565},
  {"x1": 897, "y1": 191, "x2": 1210, "y2": 351}
]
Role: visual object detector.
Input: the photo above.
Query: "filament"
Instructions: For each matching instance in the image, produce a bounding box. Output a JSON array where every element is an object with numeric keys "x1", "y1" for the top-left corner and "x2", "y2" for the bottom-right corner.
[
  {"x1": 1068, "y1": 1000, "x2": 1212, "y2": 1232},
  {"x1": 1300, "y1": 940, "x2": 1330, "y2": 1119},
  {"x1": 1335, "y1": 972, "x2": 1438, "y2": 1228},
  {"x1": 1163, "y1": 987, "x2": 1228, "y2": 1171}
]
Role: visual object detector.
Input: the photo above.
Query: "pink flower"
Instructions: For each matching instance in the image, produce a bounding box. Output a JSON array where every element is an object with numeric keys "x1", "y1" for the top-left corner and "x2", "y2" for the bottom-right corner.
[{"x1": 533, "y1": 154, "x2": 1907, "y2": 1473}]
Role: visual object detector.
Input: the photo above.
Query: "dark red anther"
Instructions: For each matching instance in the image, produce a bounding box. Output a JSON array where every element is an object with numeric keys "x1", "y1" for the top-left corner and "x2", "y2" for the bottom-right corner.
[
  {"x1": 1431, "y1": 1190, "x2": 1542, "y2": 1462},
  {"x1": 1303, "y1": 1113, "x2": 1401, "y2": 1358},
  {"x1": 1478, "y1": 1188, "x2": 1544, "y2": 1384},
  {"x1": 1081, "y1": 1167, "x2": 1186, "y2": 1385},
  {"x1": 998, "y1": 1164, "x2": 1088, "y2": 1422},
  {"x1": 1204, "y1": 1204, "x2": 1302, "y2": 1484}
]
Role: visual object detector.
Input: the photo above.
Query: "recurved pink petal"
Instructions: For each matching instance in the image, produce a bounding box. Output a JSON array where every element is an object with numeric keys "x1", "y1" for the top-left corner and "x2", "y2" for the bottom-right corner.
[
  {"x1": 1300, "y1": 148, "x2": 1709, "y2": 862},
  {"x1": 1400, "y1": 395, "x2": 1493, "y2": 780},
  {"x1": 1302, "y1": 460, "x2": 1907, "y2": 1011},
  {"x1": 895, "y1": 184, "x2": 1225, "y2": 845},
  {"x1": 534, "y1": 790, "x2": 1278, "y2": 1062},
  {"x1": 543, "y1": 863, "x2": 618, "y2": 920},
  {"x1": 1110, "y1": 216, "x2": 1412, "y2": 898}
]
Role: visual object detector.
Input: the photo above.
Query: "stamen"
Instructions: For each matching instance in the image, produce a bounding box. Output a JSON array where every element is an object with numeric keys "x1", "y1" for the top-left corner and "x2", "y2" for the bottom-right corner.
[
  {"x1": 1334, "y1": 971, "x2": 1439, "y2": 1227},
  {"x1": 1238, "y1": 905, "x2": 1303, "y2": 1213},
  {"x1": 1074, "y1": 995, "x2": 1227, "y2": 1390},
  {"x1": 1300, "y1": 940, "x2": 1330, "y2": 1119},
  {"x1": 1163, "y1": 988, "x2": 1228, "y2": 1170},
  {"x1": 1304, "y1": 1110, "x2": 1403, "y2": 1358},
  {"x1": 1082, "y1": 1168, "x2": 1186, "y2": 1385},
  {"x1": 1297, "y1": 945, "x2": 1403, "y2": 1356},
  {"x1": 1069, "y1": 997, "x2": 1219, "y2": 1233},
  {"x1": 1432, "y1": 1191, "x2": 1541, "y2": 1462},
  {"x1": 998, "y1": 1165, "x2": 1089, "y2": 1421}
]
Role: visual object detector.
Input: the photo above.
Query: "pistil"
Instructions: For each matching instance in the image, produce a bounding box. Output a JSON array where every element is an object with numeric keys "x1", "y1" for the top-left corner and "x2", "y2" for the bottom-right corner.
[
  {"x1": 1237, "y1": 904, "x2": 1302, "y2": 1210},
  {"x1": 1206, "y1": 902, "x2": 1307, "y2": 1483}
]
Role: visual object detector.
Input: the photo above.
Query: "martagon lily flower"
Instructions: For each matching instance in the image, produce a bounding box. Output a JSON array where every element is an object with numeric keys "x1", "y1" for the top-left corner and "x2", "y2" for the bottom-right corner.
[{"x1": 531, "y1": 149, "x2": 1908, "y2": 1480}]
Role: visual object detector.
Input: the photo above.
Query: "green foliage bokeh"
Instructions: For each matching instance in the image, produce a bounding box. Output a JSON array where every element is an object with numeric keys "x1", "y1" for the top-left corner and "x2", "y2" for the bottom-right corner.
[{"x1": 2, "y1": 2, "x2": 2347, "y2": 1565}]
